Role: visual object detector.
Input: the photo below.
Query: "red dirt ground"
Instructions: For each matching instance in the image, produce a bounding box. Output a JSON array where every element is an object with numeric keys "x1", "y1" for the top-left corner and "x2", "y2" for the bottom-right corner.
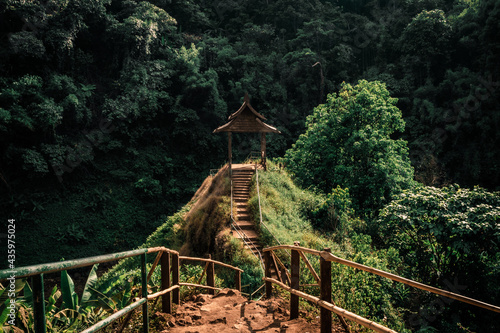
[{"x1": 150, "y1": 288, "x2": 347, "y2": 333}]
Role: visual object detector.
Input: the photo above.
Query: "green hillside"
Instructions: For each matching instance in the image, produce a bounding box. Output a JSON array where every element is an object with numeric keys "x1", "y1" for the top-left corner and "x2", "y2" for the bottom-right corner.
[
  {"x1": 252, "y1": 162, "x2": 499, "y2": 332},
  {"x1": 100, "y1": 159, "x2": 499, "y2": 332}
]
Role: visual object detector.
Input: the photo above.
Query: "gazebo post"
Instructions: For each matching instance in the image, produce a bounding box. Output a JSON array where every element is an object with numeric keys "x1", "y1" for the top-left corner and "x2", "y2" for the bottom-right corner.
[
  {"x1": 260, "y1": 132, "x2": 266, "y2": 170},
  {"x1": 228, "y1": 132, "x2": 232, "y2": 176}
]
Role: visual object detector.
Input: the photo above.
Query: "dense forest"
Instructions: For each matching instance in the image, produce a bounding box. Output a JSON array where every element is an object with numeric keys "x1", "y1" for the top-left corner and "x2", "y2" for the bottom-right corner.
[{"x1": 1, "y1": 0, "x2": 499, "y2": 276}]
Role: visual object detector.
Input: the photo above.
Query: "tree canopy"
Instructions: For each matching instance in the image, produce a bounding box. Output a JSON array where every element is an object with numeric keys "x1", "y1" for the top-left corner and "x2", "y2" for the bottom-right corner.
[{"x1": 285, "y1": 80, "x2": 415, "y2": 213}]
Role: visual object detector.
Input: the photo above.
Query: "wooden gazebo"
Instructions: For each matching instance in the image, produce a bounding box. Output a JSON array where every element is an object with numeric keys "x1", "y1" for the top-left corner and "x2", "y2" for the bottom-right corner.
[{"x1": 213, "y1": 93, "x2": 281, "y2": 171}]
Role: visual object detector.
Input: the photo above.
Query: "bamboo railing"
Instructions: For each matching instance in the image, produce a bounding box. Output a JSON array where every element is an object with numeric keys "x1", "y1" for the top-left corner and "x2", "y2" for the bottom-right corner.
[{"x1": 262, "y1": 243, "x2": 500, "y2": 333}]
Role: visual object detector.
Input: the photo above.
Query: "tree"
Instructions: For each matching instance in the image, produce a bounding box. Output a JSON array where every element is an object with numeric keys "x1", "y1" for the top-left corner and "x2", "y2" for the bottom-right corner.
[
  {"x1": 285, "y1": 80, "x2": 414, "y2": 214},
  {"x1": 400, "y1": 9, "x2": 452, "y2": 83}
]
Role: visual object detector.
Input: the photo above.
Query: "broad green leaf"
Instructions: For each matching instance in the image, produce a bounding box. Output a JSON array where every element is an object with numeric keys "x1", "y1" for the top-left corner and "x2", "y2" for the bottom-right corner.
[
  {"x1": 0, "y1": 296, "x2": 11, "y2": 326},
  {"x1": 60, "y1": 270, "x2": 77, "y2": 310},
  {"x1": 22, "y1": 282, "x2": 32, "y2": 304},
  {"x1": 81, "y1": 264, "x2": 99, "y2": 308}
]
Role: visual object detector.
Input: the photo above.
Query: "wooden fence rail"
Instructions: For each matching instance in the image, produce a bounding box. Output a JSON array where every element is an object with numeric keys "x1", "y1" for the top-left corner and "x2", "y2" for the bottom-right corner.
[
  {"x1": 262, "y1": 243, "x2": 500, "y2": 333},
  {"x1": 0, "y1": 246, "x2": 243, "y2": 333}
]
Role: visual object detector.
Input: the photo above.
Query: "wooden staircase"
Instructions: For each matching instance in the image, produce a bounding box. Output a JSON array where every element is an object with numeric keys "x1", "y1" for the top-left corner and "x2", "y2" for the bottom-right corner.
[
  {"x1": 231, "y1": 164, "x2": 282, "y2": 283},
  {"x1": 232, "y1": 166, "x2": 262, "y2": 255}
]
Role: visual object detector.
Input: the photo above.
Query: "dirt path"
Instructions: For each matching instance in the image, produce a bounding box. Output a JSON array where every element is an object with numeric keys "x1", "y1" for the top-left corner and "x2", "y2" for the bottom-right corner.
[{"x1": 152, "y1": 289, "x2": 347, "y2": 333}]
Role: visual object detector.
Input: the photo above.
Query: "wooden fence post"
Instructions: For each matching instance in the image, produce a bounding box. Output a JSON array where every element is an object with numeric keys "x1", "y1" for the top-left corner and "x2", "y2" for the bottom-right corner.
[
  {"x1": 290, "y1": 242, "x2": 300, "y2": 319},
  {"x1": 161, "y1": 251, "x2": 171, "y2": 313},
  {"x1": 172, "y1": 252, "x2": 180, "y2": 304},
  {"x1": 235, "y1": 270, "x2": 241, "y2": 292},
  {"x1": 320, "y1": 248, "x2": 332, "y2": 333},
  {"x1": 140, "y1": 253, "x2": 149, "y2": 333},
  {"x1": 264, "y1": 251, "x2": 272, "y2": 298},
  {"x1": 207, "y1": 254, "x2": 215, "y2": 295},
  {"x1": 261, "y1": 132, "x2": 266, "y2": 170}
]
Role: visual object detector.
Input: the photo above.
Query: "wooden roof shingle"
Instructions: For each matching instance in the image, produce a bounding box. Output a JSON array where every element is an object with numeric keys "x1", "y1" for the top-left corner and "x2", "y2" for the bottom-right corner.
[{"x1": 213, "y1": 93, "x2": 281, "y2": 134}]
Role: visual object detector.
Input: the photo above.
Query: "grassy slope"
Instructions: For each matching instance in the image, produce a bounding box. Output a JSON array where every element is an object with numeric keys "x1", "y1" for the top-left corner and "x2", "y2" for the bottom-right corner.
[{"x1": 249, "y1": 162, "x2": 409, "y2": 332}]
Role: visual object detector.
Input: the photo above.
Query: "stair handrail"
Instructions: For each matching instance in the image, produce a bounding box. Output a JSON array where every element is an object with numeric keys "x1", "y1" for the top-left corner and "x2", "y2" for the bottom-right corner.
[
  {"x1": 256, "y1": 165, "x2": 263, "y2": 226},
  {"x1": 245, "y1": 150, "x2": 261, "y2": 163}
]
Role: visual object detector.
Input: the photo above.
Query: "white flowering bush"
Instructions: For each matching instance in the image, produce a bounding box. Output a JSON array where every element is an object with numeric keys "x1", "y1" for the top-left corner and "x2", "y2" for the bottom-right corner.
[{"x1": 377, "y1": 184, "x2": 500, "y2": 331}]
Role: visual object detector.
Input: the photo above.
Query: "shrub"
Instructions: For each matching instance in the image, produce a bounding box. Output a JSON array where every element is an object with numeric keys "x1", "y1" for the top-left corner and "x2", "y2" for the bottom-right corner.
[
  {"x1": 310, "y1": 185, "x2": 354, "y2": 232},
  {"x1": 377, "y1": 184, "x2": 500, "y2": 332},
  {"x1": 134, "y1": 176, "x2": 162, "y2": 199}
]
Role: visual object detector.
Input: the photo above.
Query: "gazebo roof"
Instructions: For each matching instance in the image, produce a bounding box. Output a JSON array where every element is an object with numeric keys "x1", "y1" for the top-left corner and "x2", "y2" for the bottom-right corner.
[{"x1": 213, "y1": 93, "x2": 281, "y2": 134}]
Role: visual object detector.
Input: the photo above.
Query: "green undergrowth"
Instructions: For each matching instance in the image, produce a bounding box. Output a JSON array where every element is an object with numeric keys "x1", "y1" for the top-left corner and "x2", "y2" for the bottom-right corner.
[
  {"x1": 98, "y1": 203, "x2": 189, "y2": 282},
  {"x1": 248, "y1": 161, "x2": 410, "y2": 332}
]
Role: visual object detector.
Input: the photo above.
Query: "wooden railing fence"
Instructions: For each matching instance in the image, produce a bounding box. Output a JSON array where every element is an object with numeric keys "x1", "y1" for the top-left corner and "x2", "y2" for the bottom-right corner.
[
  {"x1": 0, "y1": 247, "x2": 243, "y2": 333},
  {"x1": 263, "y1": 243, "x2": 500, "y2": 333}
]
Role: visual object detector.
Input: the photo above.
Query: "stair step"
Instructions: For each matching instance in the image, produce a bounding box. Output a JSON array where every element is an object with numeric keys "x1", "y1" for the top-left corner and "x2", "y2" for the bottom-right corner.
[
  {"x1": 247, "y1": 241, "x2": 262, "y2": 249},
  {"x1": 250, "y1": 249, "x2": 262, "y2": 255},
  {"x1": 235, "y1": 220, "x2": 254, "y2": 228},
  {"x1": 238, "y1": 214, "x2": 251, "y2": 221},
  {"x1": 234, "y1": 230, "x2": 259, "y2": 241},
  {"x1": 233, "y1": 186, "x2": 250, "y2": 190},
  {"x1": 237, "y1": 226, "x2": 255, "y2": 231}
]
